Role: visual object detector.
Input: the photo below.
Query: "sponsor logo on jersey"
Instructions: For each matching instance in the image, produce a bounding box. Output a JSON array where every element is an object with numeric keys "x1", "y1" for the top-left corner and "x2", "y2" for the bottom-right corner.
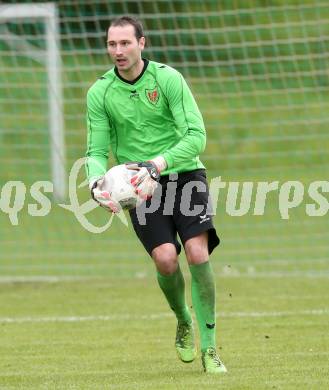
[
  {"x1": 145, "y1": 87, "x2": 159, "y2": 105},
  {"x1": 129, "y1": 90, "x2": 139, "y2": 99}
]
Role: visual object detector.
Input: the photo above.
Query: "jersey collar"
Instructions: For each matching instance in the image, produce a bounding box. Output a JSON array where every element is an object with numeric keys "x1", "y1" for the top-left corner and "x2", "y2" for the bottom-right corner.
[{"x1": 114, "y1": 58, "x2": 149, "y2": 85}]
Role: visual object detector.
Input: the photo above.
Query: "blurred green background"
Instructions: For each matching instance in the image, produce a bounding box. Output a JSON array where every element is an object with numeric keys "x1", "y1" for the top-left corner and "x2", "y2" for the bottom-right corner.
[
  {"x1": 0, "y1": 2, "x2": 328, "y2": 388},
  {"x1": 0, "y1": 0, "x2": 328, "y2": 271}
]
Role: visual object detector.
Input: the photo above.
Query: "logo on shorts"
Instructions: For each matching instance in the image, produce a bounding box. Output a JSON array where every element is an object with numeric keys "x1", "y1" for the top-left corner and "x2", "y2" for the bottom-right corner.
[
  {"x1": 145, "y1": 87, "x2": 159, "y2": 105},
  {"x1": 199, "y1": 214, "x2": 210, "y2": 224}
]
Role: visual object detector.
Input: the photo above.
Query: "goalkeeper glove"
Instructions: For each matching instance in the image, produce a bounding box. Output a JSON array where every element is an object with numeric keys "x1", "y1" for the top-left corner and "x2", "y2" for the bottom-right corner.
[
  {"x1": 126, "y1": 157, "x2": 166, "y2": 200},
  {"x1": 90, "y1": 178, "x2": 120, "y2": 213}
]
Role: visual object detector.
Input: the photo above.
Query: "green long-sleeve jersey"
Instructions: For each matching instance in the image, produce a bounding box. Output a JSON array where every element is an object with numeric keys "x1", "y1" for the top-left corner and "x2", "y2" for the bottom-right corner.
[{"x1": 85, "y1": 59, "x2": 206, "y2": 183}]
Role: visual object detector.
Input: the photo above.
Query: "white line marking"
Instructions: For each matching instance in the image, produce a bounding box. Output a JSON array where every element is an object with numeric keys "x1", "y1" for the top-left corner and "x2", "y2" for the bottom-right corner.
[
  {"x1": 0, "y1": 276, "x2": 95, "y2": 284},
  {"x1": 221, "y1": 269, "x2": 329, "y2": 278},
  {"x1": 0, "y1": 309, "x2": 328, "y2": 325},
  {"x1": 0, "y1": 268, "x2": 328, "y2": 284},
  {"x1": 0, "y1": 272, "x2": 328, "y2": 284},
  {"x1": 0, "y1": 257, "x2": 327, "y2": 271}
]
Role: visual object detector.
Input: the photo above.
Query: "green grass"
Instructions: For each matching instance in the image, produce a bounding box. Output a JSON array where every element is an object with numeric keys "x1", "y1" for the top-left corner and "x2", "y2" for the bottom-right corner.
[
  {"x1": 1, "y1": 3, "x2": 329, "y2": 387},
  {"x1": 0, "y1": 174, "x2": 328, "y2": 389},
  {"x1": 0, "y1": 259, "x2": 328, "y2": 389},
  {"x1": 0, "y1": 182, "x2": 328, "y2": 387}
]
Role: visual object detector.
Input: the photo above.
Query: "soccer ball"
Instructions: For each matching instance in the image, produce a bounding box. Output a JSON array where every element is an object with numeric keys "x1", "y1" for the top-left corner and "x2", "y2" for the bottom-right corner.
[{"x1": 102, "y1": 164, "x2": 138, "y2": 210}]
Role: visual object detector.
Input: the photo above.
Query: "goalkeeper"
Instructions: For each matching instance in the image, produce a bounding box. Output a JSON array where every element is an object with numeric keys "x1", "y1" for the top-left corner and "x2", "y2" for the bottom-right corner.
[{"x1": 85, "y1": 15, "x2": 226, "y2": 374}]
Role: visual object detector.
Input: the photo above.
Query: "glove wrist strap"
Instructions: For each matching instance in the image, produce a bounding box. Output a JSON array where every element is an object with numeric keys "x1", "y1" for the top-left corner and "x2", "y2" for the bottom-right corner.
[{"x1": 151, "y1": 156, "x2": 167, "y2": 173}]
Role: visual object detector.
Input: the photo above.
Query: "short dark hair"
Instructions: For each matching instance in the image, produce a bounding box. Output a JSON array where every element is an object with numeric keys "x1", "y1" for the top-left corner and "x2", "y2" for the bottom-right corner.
[{"x1": 109, "y1": 16, "x2": 144, "y2": 40}]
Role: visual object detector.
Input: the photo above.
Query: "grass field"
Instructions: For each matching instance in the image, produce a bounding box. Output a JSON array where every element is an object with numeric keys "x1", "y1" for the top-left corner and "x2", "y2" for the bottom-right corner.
[
  {"x1": 1, "y1": 2, "x2": 329, "y2": 387},
  {"x1": 0, "y1": 256, "x2": 328, "y2": 389},
  {"x1": 0, "y1": 129, "x2": 328, "y2": 389},
  {"x1": 0, "y1": 198, "x2": 328, "y2": 389}
]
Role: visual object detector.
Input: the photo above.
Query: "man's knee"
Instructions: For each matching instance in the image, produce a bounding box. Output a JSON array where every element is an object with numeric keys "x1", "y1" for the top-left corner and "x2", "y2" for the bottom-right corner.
[
  {"x1": 152, "y1": 243, "x2": 178, "y2": 275},
  {"x1": 184, "y1": 232, "x2": 209, "y2": 264}
]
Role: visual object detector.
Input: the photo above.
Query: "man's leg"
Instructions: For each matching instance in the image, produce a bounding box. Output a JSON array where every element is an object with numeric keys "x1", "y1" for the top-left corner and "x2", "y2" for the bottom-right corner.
[
  {"x1": 152, "y1": 243, "x2": 196, "y2": 362},
  {"x1": 153, "y1": 243, "x2": 192, "y2": 324},
  {"x1": 185, "y1": 233, "x2": 215, "y2": 350},
  {"x1": 185, "y1": 232, "x2": 227, "y2": 373}
]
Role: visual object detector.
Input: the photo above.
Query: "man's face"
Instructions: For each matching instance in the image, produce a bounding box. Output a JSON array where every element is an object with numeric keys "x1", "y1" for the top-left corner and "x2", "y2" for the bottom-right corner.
[{"x1": 107, "y1": 24, "x2": 145, "y2": 72}]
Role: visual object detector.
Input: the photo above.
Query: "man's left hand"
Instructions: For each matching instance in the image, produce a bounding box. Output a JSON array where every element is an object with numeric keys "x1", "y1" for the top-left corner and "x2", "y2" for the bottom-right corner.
[{"x1": 126, "y1": 161, "x2": 160, "y2": 200}]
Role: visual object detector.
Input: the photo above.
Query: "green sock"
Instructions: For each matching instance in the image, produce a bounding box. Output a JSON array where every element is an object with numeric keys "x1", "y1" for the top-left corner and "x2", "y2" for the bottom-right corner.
[
  {"x1": 189, "y1": 261, "x2": 216, "y2": 352},
  {"x1": 157, "y1": 265, "x2": 192, "y2": 324}
]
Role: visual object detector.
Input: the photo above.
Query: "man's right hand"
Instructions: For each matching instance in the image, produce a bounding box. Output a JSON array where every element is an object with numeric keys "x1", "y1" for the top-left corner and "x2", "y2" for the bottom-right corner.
[{"x1": 90, "y1": 178, "x2": 119, "y2": 213}]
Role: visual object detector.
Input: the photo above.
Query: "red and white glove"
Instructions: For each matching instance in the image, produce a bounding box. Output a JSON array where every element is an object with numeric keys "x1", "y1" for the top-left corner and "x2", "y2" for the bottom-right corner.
[
  {"x1": 126, "y1": 157, "x2": 166, "y2": 200},
  {"x1": 90, "y1": 178, "x2": 120, "y2": 213}
]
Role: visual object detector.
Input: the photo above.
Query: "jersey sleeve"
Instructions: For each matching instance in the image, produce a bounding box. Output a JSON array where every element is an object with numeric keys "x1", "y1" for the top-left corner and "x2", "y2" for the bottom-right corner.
[
  {"x1": 85, "y1": 83, "x2": 111, "y2": 184},
  {"x1": 161, "y1": 71, "x2": 206, "y2": 169}
]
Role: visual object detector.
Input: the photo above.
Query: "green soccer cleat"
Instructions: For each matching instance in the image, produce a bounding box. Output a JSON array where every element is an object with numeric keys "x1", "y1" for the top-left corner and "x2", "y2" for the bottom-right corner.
[
  {"x1": 201, "y1": 347, "x2": 227, "y2": 373},
  {"x1": 175, "y1": 322, "x2": 197, "y2": 363}
]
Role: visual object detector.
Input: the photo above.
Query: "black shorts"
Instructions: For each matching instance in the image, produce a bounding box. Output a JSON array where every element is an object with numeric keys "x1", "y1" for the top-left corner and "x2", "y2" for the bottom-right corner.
[{"x1": 129, "y1": 169, "x2": 220, "y2": 256}]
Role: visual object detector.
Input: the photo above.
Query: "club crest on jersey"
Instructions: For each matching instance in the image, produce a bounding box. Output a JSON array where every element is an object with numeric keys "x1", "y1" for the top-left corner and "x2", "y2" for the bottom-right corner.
[{"x1": 145, "y1": 87, "x2": 159, "y2": 105}]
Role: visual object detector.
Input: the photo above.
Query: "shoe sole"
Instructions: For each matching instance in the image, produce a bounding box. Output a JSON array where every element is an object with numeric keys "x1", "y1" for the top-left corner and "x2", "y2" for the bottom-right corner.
[
  {"x1": 203, "y1": 364, "x2": 228, "y2": 373},
  {"x1": 176, "y1": 347, "x2": 197, "y2": 363}
]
